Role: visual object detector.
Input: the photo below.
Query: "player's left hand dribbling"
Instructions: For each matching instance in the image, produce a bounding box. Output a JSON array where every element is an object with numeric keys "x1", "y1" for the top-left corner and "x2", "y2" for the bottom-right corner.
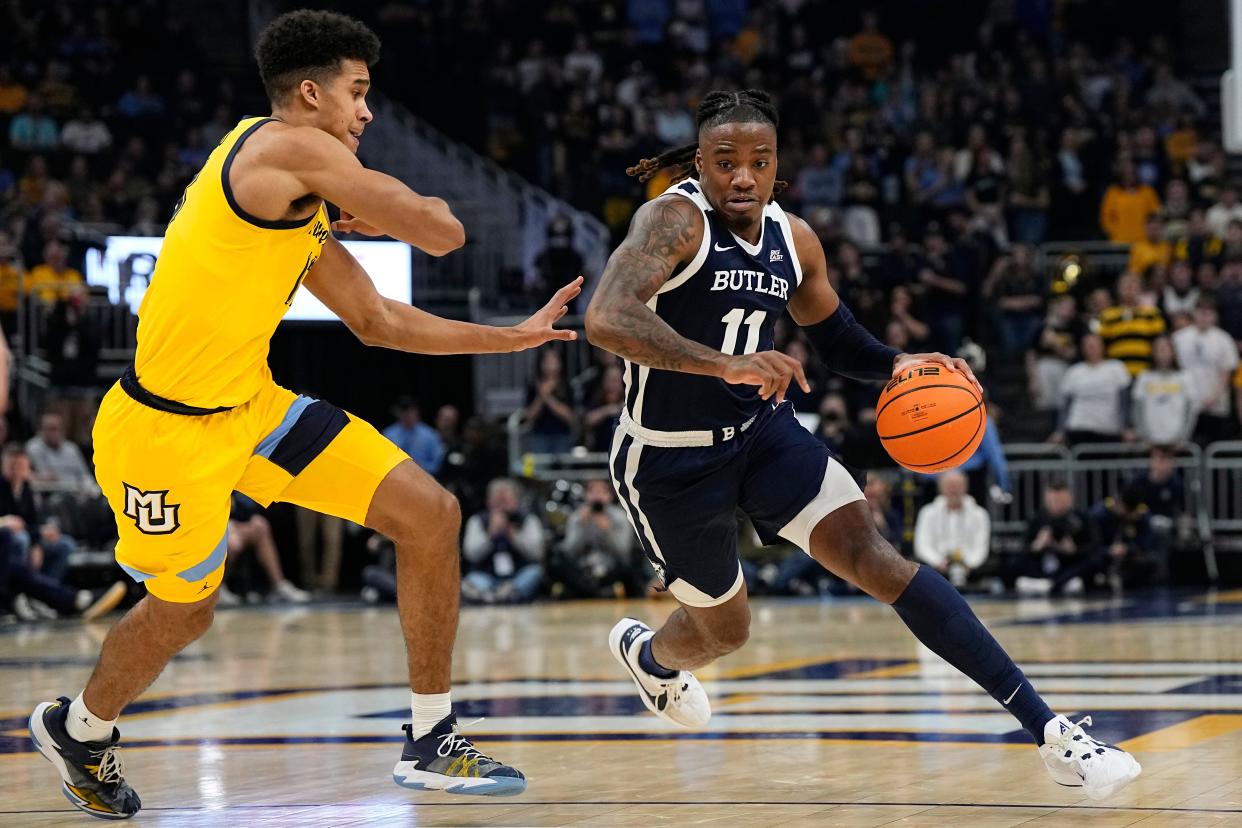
[
  {"x1": 511, "y1": 276, "x2": 584, "y2": 350},
  {"x1": 893, "y1": 352, "x2": 983, "y2": 397}
]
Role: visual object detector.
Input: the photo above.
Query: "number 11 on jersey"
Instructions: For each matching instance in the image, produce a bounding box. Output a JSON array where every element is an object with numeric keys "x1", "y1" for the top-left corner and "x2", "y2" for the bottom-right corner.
[{"x1": 721, "y1": 308, "x2": 766, "y2": 355}]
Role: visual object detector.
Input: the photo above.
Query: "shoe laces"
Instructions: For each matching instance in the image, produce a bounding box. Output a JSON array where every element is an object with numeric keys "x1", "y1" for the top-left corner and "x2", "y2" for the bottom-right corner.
[
  {"x1": 1049, "y1": 715, "x2": 1103, "y2": 760},
  {"x1": 90, "y1": 744, "x2": 125, "y2": 785},
  {"x1": 435, "y1": 718, "x2": 496, "y2": 765}
]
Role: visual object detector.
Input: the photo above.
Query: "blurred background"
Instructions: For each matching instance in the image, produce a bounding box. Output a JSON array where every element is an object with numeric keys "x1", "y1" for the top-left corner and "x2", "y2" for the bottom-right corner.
[{"x1": 2, "y1": 0, "x2": 1241, "y2": 621}]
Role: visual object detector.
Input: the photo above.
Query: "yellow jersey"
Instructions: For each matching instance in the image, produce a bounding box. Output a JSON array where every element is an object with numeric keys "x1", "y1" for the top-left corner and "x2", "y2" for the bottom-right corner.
[{"x1": 134, "y1": 117, "x2": 330, "y2": 408}]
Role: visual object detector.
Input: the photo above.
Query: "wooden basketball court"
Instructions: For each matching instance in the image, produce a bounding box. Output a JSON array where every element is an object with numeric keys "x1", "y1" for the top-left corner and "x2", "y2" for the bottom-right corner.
[{"x1": 3, "y1": 592, "x2": 1242, "y2": 826}]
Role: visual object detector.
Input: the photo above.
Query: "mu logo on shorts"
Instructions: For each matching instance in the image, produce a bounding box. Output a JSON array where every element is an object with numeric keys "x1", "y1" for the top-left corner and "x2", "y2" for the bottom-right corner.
[{"x1": 122, "y1": 483, "x2": 181, "y2": 534}]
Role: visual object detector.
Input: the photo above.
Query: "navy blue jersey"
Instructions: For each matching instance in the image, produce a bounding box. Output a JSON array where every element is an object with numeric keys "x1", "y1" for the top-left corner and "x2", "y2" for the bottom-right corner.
[{"x1": 623, "y1": 179, "x2": 804, "y2": 433}]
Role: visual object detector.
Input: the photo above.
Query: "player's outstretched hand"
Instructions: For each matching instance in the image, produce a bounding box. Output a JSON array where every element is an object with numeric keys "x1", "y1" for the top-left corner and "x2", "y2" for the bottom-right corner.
[
  {"x1": 894, "y1": 352, "x2": 984, "y2": 396},
  {"x1": 722, "y1": 352, "x2": 810, "y2": 404},
  {"x1": 332, "y1": 211, "x2": 386, "y2": 237},
  {"x1": 511, "y1": 276, "x2": 584, "y2": 350}
]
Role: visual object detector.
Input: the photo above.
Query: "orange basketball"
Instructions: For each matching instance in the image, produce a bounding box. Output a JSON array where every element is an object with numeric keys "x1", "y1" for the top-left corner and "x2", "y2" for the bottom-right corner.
[{"x1": 875, "y1": 362, "x2": 986, "y2": 473}]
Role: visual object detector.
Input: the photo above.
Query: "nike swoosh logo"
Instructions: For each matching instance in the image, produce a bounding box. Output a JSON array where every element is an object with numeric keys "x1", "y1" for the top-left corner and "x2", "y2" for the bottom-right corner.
[
  {"x1": 714, "y1": 243, "x2": 735, "y2": 252},
  {"x1": 1003, "y1": 683, "x2": 1022, "y2": 705}
]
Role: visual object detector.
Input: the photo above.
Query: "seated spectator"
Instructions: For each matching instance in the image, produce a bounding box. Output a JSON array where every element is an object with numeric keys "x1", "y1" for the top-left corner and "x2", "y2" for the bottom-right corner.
[
  {"x1": 522, "y1": 346, "x2": 575, "y2": 454},
  {"x1": 1028, "y1": 294, "x2": 1083, "y2": 411},
  {"x1": 1172, "y1": 295, "x2": 1240, "y2": 443},
  {"x1": 795, "y1": 143, "x2": 840, "y2": 210},
  {"x1": 1174, "y1": 209, "x2": 1222, "y2": 267},
  {"x1": 0, "y1": 444, "x2": 77, "y2": 585},
  {"x1": 1100, "y1": 162, "x2": 1160, "y2": 244},
  {"x1": 25, "y1": 412, "x2": 95, "y2": 495},
  {"x1": 9, "y1": 94, "x2": 58, "y2": 152},
  {"x1": 295, "y1": 507, "x2": 343, "y2": 594},
  {"x1": 220, "y1": 493, "x2": 310, "y2": 606},
  {"x1": 360, "y1": 532, "x2": 397, "y2": 604},
  {"x1": 1131, "y1": 336, "x2": 1197, "y2": 447},
  {"x1": 1128, "y1": 215, "x2": 1172, "y2": 276},
  {"x1": 59, "y1": 106, "x2": 112, "y2": 155},
  {"x1": 27, "y1": 240, "x2": 85, "y2": 305},
  {"x1": 582, "y1": 364, "x2": 624, "y2": 451},
  {"x1": 382, "y1": 396, "x2": 444, "y2": 475},
  {"x1": 1162, "y1": 261, "x2": 1200, "y2": 318},
  {"x1": 461, "y1": 478, "x2": 544, "y2": 604},
  {"x1": 1161, "y1": 179, "x2": 1193, "y2": 239},
  {"x1": 1090, "y1": 485, "x2": 1168, "y2": 589},
  {"x1": 554, "y1": 478, "x2": 643, "y2": 598},
  {"x1": 1131, "y1": 446, "x2": 1184, "y2": 526},
  {"x1": 1207, "y1": 184, "x2": 1242, "y2": 238},
  {"x1": 1012, "y1": 481, "x2": 1101, "y2": 596},
  {"x1": 1097, "y1": 272, "x2": 1166, "y2": 376},
  {"x1": 888, "y1": 285, "x2": 929, "y2": 349},
  {"x1": 1, "y1": 527, "x2": 125, "y2": 622},
  {"x1": 1050, "y1": 333, "x2": 1133, "y2": 445},
  {"x1": 913, "y1": 471, "x2": 990, "y2": 588},
  {"x1": 846, "y1": 11, "x2": 893, "y2": 80},
  {"x1": 434, "y1": 404, "x2": 462, "y2": 458},
  {"x1": 864, "y1": 476, "x2": 902, "y2": 548},
  {"x1": 986, "y1": 243, "x2": 1044, "y2": 356},
  {"x1": 816, "y1": 393, "x2": 850, "y2": 454}
]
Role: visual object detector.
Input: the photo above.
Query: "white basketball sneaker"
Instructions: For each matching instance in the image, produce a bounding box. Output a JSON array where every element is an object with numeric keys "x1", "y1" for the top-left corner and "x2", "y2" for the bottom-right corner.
[
  {"x1": 609, "y1": 618, "x2": 710, "y2": 728},
  {"x1": 1039, "y1": 714, "x2": 1142, "y2": 800}
]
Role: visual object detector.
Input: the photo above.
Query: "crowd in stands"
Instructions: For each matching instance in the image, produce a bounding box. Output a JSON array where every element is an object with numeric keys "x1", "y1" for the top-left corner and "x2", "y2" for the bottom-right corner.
[{"x1": 4, "y1": 1, "x2": 1242, "y2": 620}]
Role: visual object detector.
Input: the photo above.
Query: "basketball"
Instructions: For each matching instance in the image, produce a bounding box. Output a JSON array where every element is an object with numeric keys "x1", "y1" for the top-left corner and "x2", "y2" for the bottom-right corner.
[{"x1": 876, "y1": 362, "x2": 986, "y2": 473}]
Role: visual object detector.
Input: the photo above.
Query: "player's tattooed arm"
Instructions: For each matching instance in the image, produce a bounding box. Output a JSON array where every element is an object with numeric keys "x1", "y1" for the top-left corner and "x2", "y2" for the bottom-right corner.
[{"x1": 585, "y1": 196, "x2": 729, "y2": 375}]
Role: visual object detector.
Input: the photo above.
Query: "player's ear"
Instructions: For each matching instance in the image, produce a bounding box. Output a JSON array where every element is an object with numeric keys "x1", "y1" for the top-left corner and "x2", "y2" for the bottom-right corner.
[
  {"x1": 694, "y1": 148, "x2": 702, "y2": 175},
  {"x1": 298, "y1": 79, "x2": 319, "y2": 109}
]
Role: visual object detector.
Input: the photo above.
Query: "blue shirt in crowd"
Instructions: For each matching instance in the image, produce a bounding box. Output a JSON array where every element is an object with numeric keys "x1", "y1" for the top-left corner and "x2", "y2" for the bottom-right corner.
[{"x1": 383, "y1": 421, "x2": 444, "y2": 475}]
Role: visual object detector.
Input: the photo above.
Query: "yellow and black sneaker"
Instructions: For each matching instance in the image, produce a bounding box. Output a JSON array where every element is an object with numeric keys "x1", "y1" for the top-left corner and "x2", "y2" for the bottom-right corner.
[
  {"x1": 392, "y1": 713, "x2": 526, "y2": 796},
  {"x1": 29, "y1": 697, "x2": 141, "y2": 819}
]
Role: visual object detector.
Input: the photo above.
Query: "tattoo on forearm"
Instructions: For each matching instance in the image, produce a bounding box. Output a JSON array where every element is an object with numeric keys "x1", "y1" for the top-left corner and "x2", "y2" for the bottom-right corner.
[{"x1": 591, "y1": 199, "x2": 726, "y2": 375}]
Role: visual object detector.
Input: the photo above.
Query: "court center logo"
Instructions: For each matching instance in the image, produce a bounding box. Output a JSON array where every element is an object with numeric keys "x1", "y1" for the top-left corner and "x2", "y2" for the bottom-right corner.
[{"x1": 123, "y1": 483, "x2": 181, "y2": 534}]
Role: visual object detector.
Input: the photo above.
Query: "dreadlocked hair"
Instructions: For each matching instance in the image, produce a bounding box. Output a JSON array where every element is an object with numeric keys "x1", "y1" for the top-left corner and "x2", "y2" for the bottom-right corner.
[{"x1": 627, "y1": 89, "x2": 788, "y2": 196}]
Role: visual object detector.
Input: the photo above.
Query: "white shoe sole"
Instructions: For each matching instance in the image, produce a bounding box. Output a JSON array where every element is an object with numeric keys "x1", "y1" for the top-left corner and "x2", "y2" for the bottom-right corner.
[
  {"x1": 1047, "y1": 757, "x2": 1143, "y2": 800},
  {"x1": 30, "y1": 702, "x2": 134, "y2": 820},
  {"x1": 608, "y1": 618, "x2": 710, "y2": 728},
  {"x1": 392, "y1": 761, "x2": 527, "y2": 796}
]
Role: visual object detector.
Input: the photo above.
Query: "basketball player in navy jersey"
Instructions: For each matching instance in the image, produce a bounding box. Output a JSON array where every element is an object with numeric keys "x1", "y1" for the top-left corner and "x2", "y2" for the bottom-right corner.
[{"x1": 585, "y1": 90, "x2": 1141, "y2": 799}]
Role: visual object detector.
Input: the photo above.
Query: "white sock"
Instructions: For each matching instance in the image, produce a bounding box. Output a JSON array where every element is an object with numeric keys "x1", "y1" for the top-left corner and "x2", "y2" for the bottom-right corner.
[
  {"x1": 65, "y1": 693, "x2": 116, "y2": 744},
  {"x1": 410, "y1": 691, "x2": 451, "y2": 739}
]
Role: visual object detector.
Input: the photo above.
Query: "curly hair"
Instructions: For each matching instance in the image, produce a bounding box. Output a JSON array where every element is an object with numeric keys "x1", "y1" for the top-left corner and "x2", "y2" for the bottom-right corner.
[
  {"x1": 627, "y1": 89, "x2": 787, "y2": 196},
  {"x1": 255, "y1": 10, "x2": 381, "y2": 104}
]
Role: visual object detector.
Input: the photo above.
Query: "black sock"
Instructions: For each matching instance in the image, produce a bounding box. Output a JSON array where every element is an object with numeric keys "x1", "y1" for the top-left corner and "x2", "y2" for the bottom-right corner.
[
  {"x1": 892, "y1": 565, "x2": 1055, "y2": 744},
  {"x1": 638, "y1": 637, "x2": 677, "y2": 679}
]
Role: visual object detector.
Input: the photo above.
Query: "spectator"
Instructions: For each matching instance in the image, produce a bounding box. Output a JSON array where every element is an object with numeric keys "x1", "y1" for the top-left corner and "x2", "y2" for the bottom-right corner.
[
  {"x1": 0, "y1": 65, "x2": 28, "y2": 115},
  {"x1": 1172, "y1": 295, "x2": 1240, "y2": 442},
  {"x1": 1175, "y1": 209, "x2": 1223, "y2": 268},
  {"x1": 864, "y1": 476, "x2": 902, "y2": 548},
  {"x1": 562, "y1": 34, "x2": 603, "y2": 86},
  {"x1": 888, "y1": 284, "x2": 929, "y2": 349},
  {"x1": 555, "y1": 478, "x2": 642, "y2": 598},
  {"x1": 461, "y1": 478, "x2": 544, "y2": 604},
  {"x1": 986, "y1": 243, "x2": 1044, "y2": 356},
  {"x1": 1162, "y1": 261, "x2": 1200, "y2": 318},
  {"x1": 795, "y1": 144, "x2": 840, "y2": 211},
  {"x1": 522, "y1": 346, "x2": 575, "y2": 454},
  {"x1": 583, "y1": 364, "x2": 624, "y2": 451},
  {"x1": 1013, "y1": 481, "x2": 1101, "y2": 596},
  {"x1": 1090, "y1": 485, "x2": 1168, "y2": 589},
  {"x1": 846, "y1": 11, "x2": 893, "y2": 80},
  {"x1": 913, "y1": 471, "x2": 990, "y2": 588},
  {"x1": 27, "y1": 240, "x2": 85, "y2": 305},
  {"x1": 1100, "y1": 162, "x2": 1161, "y2": 244},
  {"x1": 382, "y1": 397, "x2": 444, "y2": 475},
  {"x1": 0, "y1": 444, "x2": 77, "y2": 585},
  {"x1": 1097, "y1": 272, "x2": 1166, "y2": 376},
  {"x1": 1, "y1": 527, "x2": 125, "y2": 622},
  {"x1": 9, "y1": 94, "x2": 58, "y2": 152},
  {"x1": 1051, "y1": 333, "x2": 1133, "y2": 445},
  {"x1": 1005, "y1": 132, "x2": 1049, "y2": 243},
  {"x1": 1161, "y1": 179, "x2": 1193, "y2": 239},
  {"x1": 59, "y1": 106, "x2": 112, "y2": 155},
  {"x1": 1029, "y1": 294, "x2": 1083, "y2": 411},
  {"x1": 434, "y1": 404, "x2": 462, "y2": 457},
  {"x1": 532, "y1": 215, "x2": 583, "y2": 309},
  {"x1": 221, "y1": 494, "x2": 310, "y2": 606},
  {"x1": 115, "y1": 74, "x2": 165, "y2": 119},
  {"x1": 1051, "y1": 129, "x2": 1091, "y2": 238},
  {"x1": 1132, "y1": 336, "x2": 1198, "y2": 447},
  {"x1": 1207, "y1": 185, "x2": 1242, "y2": 239},
  {"x1": 816, "y1": 393, "x2": 850, "y2": 454},
  {"x1": 1145, "y1": 63, "x2": 1205, "y2": 116},
  {"x1": 916, "y1": 224, "x2": 969, "y2": 352},
  {"x1": 44, "y1": 292, "x2": 102, "y2": 445},
  {"x1": 1132, "y1": 446, "x2": 1184, "y2": 522},
  {"x1": 25, "y1": 412, "x2": 94, "y2": 494},
  {"x1": 1128, "y1": 215, "x2": 1172, "y2": 276}
]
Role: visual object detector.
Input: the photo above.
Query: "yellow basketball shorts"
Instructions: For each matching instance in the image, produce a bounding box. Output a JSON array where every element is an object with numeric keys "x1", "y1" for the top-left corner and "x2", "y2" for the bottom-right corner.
[{"x1": 92, "y1": 379, "x2": 408, "y2": 603}]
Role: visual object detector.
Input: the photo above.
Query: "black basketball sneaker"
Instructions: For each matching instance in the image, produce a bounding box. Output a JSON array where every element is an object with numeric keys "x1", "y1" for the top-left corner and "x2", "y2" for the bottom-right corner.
[
  {"x1": 392, "y1": 712, "x2": 526, "y2": 796},
  {"x1": 29, "y1": 697, "x2": 141, "y2": 819}
]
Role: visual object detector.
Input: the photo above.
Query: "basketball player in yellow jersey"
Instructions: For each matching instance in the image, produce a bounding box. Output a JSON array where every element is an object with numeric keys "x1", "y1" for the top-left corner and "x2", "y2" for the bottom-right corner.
[{"x1": 28, "y1": 11, "x2": 573, "y2": 817}]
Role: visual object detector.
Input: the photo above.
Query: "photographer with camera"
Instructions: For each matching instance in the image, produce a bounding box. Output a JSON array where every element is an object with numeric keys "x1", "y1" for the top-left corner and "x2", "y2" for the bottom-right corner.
[
  {"x1": 555, "y1": 478, "x2": 643, "y2": 598},
  {"x1": 461, "y1": 478, "x2": 545, "y2": 604},
  {"x1": 1012, "y1": 481, "x2": 1103, "y2": 596}
]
